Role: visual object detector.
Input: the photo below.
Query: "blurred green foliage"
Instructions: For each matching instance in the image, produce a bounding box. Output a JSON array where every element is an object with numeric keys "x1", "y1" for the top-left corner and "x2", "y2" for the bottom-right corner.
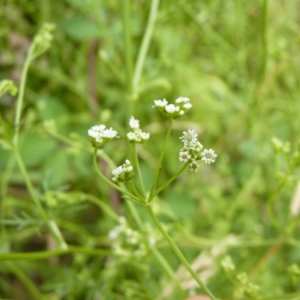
[{"x1": 1, "y1": 0, "x2": 300, "y2": 299}]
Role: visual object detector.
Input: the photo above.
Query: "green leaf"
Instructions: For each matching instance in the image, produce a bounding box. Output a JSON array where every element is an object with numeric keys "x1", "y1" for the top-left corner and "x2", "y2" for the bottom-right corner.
[
  {"x1": 165, "y1": 190, "x2": 196, "y2": 220},
  {"x1": 36, "y1": 95, "x2": 68, "y2": 121},
  {"x1": 19, "y1": 134, "x2": 57, "y2": 168},
  {"x1": 60, "y1": 16, "x2": 101, "y2": 41},
  {"x1": 64, "y1": 0, "x2": 90, "y2": 12},
  {"x1": 42, "y1": 149, "x2": 69, "y2": 188}
]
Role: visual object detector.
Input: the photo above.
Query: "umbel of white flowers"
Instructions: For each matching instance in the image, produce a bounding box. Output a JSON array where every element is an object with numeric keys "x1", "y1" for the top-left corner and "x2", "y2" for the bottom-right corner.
[
  {"x1": 112, "y1": 160, "x2": 134, "y2": 182},
  {"x1": 88, "y1": 124, "x2": 118, "y2": 149},
  {"x1": 179, "y1": 129, "x2": 217, "y2": 172},
  {"x1": 153, "y1": 96, "x2": 192, "y2": 118},
  {"x1": 127, "y1": 116, "x2": 150, "y2": 143}
]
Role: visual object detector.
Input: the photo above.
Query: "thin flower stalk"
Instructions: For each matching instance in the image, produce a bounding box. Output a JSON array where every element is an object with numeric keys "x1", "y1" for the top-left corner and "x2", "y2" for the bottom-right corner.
[
  {"x1": 146, "y1": 205, "x2": 217, "y2": 300},
  {"x1": 149, "y1": 118, "x2": 173, "y2": 198},
  {"x1": 93, "y1": 151, "x2": 141, "y2": 203},
  {"x1": 149, "y1": 162, "x2": 188, "y2": 202},
  {"x1": 131, "y1": 143, "x2": 146, "y2": 197}
]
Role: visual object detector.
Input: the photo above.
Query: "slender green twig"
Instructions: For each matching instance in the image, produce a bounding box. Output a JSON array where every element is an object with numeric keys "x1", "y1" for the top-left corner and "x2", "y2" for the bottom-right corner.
[
  {"x1": 5, "y1": 261, "x2": 44, "y2": 300},
  {"x1": 132, "y1": 0, "x2": 160, "y2": 95},
  {"x1": 0, "y1": 247, "x2": 111, "y2": 261},
  {"x1": 131, "y1": 143, "x2": 146, "y2": 197},
  {"x1": 149, "y1": 245, "x2": 187, "y2": 297},
  {"x1": 150, "y1": 162, "x2": 188, "y2": 202},
  {"x1": 267, "y1": 167, "x2": 294, "y2": 231},
  {"x1": 13, "y1": 149, "x2": 67, "y2": 249},
  {"x1": 13, "y1": 48, "x2": 33, "y2": 146},
  {"x1": 149, "y1": 119, "x2": 173, "y2": 198},
  {"x1": 128, "y1": 181, "x2": 145, "y2": 203},
  {"x1": 125, "y1": 201, "x2": 185, "y2": 295},
  {"x1": 126, "y1": 201, "x2": 143, "y2": 228},
  {"x1": 81, "y1": 193, "x2": 120, "y2": 222},
  {"x1": 0, "y1": 154, "x2": 15, "y2": 241},
  {"x1": 93, "y1": 150, "x2": 141, "y2": 203},
  {"x1": 261, "y1": 0, "x2": 269, "y2": 81},
  {"x1": 122, "y1": 0, "x2": 133, "y2": 93},
  {"x1": 146, "y1": 205, "x2": 217, "y2": 300}
]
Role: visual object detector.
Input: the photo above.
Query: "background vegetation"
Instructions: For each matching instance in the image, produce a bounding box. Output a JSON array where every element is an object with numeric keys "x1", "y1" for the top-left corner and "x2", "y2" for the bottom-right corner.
[{"x1": 1, "y1": 0, "x2": 300, "y2": 299}]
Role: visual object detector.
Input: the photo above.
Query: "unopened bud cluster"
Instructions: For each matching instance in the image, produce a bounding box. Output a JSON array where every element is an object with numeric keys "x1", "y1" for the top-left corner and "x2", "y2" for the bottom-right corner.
[
  {"x1": 153, "y1": 96, "x2": 192, "y2": 118},
  {"x1": 272, "y1": 137, "x2": 290, "y2": 153},
  {"x1": 221, "y1": 256, "x2": 236, "y2": 273},
  {"x1": 179, "y1": 129, "x2": 217, "y2": 172},
  {"x1": 31, "y1": 23, "x2": 56, "y2": 59},
  {"x1": 127, "y1": 116, "x2": 150, "y2": 143},
  {"x1": 0, "y1": 80, "x2": 18, "y2": 97},
  {"x1": 109, "y1": 217, "x2": 147, "y2": 258},
  {"x1": 112, "y1": 159, "x2": 134, "y2": 182},
  {"x1": 235, "y1": 272, "x2": 260, "y2": 299},
  {"x1": 88, "y1": 124, "x2": 118, "y2": 149}
]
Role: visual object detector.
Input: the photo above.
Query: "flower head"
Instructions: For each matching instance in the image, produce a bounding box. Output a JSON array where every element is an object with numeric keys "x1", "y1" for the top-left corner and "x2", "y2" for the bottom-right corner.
[
  {"x1": 179, "y1": 151, "x2": 191, "y2": 162},
  {"x1": 165, "y1": 104, "x2": 180, "y2": 114},
  {"x1": 201, "y1": 149, "x2": 217, "y2": 164},
  {"x1": 154, "y1": 99, "x2": 168, "y2": 107},
  {"x1": 88, "y1": 124, "x2": 118, "y2": 149},
  {"x1": 180, "y1": 129, "x2": 198, "y2": 147},
  {"x1": 127, "y1": 116, "x2": 150, "y2": 143},
  {"x1": 178, "y1": 129, "x2": 217, "y2": 171},
  {"x1": 189, "y1": 160, "x2": 199, "y2": 172},
  {"x1": 112, "y1": 159, "x2": 134, "y2": 182},
  {"x1": 129, "y1": 116, "x2": 140, "y2": 129},
  {"x1": 153, "y1": 96, "x2": 192, "y2": 119}
]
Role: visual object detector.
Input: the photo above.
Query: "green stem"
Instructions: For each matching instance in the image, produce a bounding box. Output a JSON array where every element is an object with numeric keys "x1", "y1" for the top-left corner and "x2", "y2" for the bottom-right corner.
[
  {"x1": 132, "y1": 143, "x2": 146, "y2": 197},
  {"x1": 5, "y1": 262, "x2": 44, "y2": 300},
  {"x1": 0, "y1": 247, "x2": 111, "y2": 261},
  {"x1": 13, "y1": 148, "x2": 67, "y2": 249},
  {"x1": 82, "y1": 193, "x2": 120, "y2": 222},
  {"x1": 13, "y1": 48, "x2": 32, "y2": 146},
  {"x1": 132, "y1": 0, "x2": 160, "y2": 96},
  {"x1": 122, "y1": 0, "x2": 133, "y2": 92},
  {"x1": 126, "y1": 201, "x2": 144, "y2": 227},
  {"x1": 260, "y1": 0, "x2": 269, "y2": 82},
  {"x1": 267, "y1": 167, "x2": 294, "y2": 231},
  {"x1": 129, "y1": 181, "x2": 144, "y2": 203},
  {"x1": 149, "y1": 245, "x2": 186, "y2": 297},
  {"x1": 146, "y1": 205, "x2": 217, "y2": 300},
  {"x1": 150, "y1": 162, "x2": 188, "y2": 202},
  {"x1": 149, "y1": 118, "x2": 173, "y2": 198},
  {"x1": 0, "y1": 154, "x2": 15, "y2": 241},
  {"x1": 125, "y1": 201, "x2": 185, "y2": 295},
  {"x1": 93, "y1": 150, "x2": 141, "y2": 203}
]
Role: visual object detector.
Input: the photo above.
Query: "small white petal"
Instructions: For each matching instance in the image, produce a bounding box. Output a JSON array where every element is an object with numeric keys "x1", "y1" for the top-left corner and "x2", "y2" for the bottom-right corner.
[
  {"x1": 165, "y1": 104, "x2": 180, "y2": 113},
  {"x1": 179, "y1": 151, "x2": 191, "y2": 162},
  {"x1": 175, "y1": 96, "x2": 190, "y2": 103},
  {"x1": 129, "y1": 116, "x2": 140, "y2": 129},
  {"x1": 154, "y1": 99, "x2": 168, "y2": 107},
  {"x1": 201, "y1": 149, "x2": 217, "y2": 164},
  {"x1": 183, "y1": 103, "x2": 192, "y2": 109},
  {"x1": 140, "y1": 132, "x2": 150, "y2": 140},
  {"x1": 180, "y1": 129, "x2": 198, "y2": 147},
  {"x1": 189, "y1": 160, "x2": 199, "y2": 172}
]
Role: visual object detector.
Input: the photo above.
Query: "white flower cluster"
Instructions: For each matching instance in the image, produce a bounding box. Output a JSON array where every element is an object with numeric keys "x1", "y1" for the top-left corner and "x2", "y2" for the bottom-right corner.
[
  {"x1": 127, "y1": 116, "x2": 150, "y2": 143},
  {"x1": 112, "y1": 159, "x2": 134, "y2": 182},
  {"x1": 179, "y1": 129, "x2": 217, "y2": 172},
  {"x1": 153, "y1": 96, "x2": 192, "y2": 118},
  {"x1": 109, "y1": 217, "x2": 147, "y2": 258},
  {"x1": 88, "y1": 124, "x2": 118, "y2": 149}
]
